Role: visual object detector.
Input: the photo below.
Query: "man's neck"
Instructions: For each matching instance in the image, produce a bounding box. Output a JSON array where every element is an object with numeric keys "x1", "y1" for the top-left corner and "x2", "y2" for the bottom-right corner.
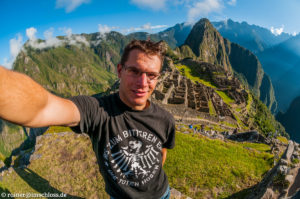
[{"x1": 118, "y1": 92, "x2": 150, "y2": 111}]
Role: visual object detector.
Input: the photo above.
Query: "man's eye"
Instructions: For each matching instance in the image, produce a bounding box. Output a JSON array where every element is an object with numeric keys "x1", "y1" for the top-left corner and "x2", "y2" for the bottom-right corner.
[
  {"x1": 129, "y1": 68, "x2": 140, "y2": 75},
  {"x1": 147, "y1": 73, "x2": 156, "y2": 79}
]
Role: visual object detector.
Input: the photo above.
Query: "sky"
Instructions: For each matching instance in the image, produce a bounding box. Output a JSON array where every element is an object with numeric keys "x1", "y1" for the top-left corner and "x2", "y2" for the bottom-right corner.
[{"x1": 1, "y1": 0, "x2": 300, "y2": 68}]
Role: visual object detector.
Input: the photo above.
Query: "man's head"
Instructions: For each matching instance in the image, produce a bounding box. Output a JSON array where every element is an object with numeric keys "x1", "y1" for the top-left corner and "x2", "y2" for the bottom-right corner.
[{"x1": 117, "y1": 40, "x2": 165, "y2": 110}]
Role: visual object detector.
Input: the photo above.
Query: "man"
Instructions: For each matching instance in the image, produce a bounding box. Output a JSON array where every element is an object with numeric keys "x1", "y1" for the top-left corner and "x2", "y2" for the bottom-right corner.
[{"x1": 0, "y1": 39, "x2": 175, "y2": 199}]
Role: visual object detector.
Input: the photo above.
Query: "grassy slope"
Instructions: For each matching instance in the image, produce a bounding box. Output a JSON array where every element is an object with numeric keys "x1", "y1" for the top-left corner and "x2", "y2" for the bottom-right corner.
[
  {"x1": 164, "y1": 132, "x2": 273, "y2": 199},
  {"x1": 0, "y1": 129, "x2": 273, "y2": 199},
  {"x1": 0, "y1": 132, "x2": 109, "y2": 199}
]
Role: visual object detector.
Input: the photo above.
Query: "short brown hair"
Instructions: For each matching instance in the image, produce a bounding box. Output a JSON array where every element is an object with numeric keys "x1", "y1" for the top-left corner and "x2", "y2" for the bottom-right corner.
[{"x1": 120, "y1": 39, "x2": 166, "y2": 69}]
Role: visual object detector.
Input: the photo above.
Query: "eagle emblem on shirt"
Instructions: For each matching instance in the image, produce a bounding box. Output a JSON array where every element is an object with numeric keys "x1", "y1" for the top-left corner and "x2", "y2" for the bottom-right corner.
[{"x1": 104, "y1": 140, "x2": 160, "y2": 178}]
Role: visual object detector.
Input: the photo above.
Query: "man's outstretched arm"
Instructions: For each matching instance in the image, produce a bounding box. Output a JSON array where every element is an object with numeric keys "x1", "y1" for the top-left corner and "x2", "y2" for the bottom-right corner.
[
  {"x1": 162, "y1": 148, "x2": 167, "y2": 166},
  {"x1": 0, "y1": 66, "x2": 80, "y2": 127}
]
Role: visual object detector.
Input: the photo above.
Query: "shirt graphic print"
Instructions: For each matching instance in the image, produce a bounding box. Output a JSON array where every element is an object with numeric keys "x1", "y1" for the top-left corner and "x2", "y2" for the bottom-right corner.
[{"x1": 103, "y1": 128, "x2": 163, "y2": 187}]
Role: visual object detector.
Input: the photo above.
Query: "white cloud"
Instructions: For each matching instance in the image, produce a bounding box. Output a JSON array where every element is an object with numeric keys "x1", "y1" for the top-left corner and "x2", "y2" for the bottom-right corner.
[
  {"x1": 56, "y1": 0, "x2": 90, "y2": 13},
  {"x1": 26, "y1": 27, "x2": 37, "y2": 41},
  {"x1": 26, "y1": 27, "x2": 62, "y2": 49},
  {"x1": 151, "y1": 25, "x2": 168, "y2": 29},
  {"x1": 270, "y1": 25, "x2": 284, "y2": 36},
  {"x1": 121, "y1": 23, "x2": 168, "y2": 34},
  {"x1": 188, "y1": 0, "x2": 223, "y2": 22},
  {"x1": 292, "y1": 31, "x2": 298, "y2": 36},
  {"x1": 62, "y1": 28, "x2": 90, "y2": 46},
  {"x1": 63, "y1": 28, "x2": 73, "y2": 38},
  {"x1": 2, "y1": 34, "x2": 24, "y2": 69},
  {"x1": 25, "y1": 27, "x2": 89, "y2": 50},
  {"x1": 141, "y1": 23, "x2": 152, "y2": 30},
  {"x1": 227, "y1": 0, "x2": 236, "y2": 6},
  {"x1": 98, "y1": 24, "x2": 119, "y2": 35},
  {"x1": 130, "y1": 0, "x2": 167, "y2": 10},
  {"x1": 10, "y1": 34, "x2": 23, "y2": 58},
  {"x1": 97, "y1": 24, "x2": 120, "y2": 41}
]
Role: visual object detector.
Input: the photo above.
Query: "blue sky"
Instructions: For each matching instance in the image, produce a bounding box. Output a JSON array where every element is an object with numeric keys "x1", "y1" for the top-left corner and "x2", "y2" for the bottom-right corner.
[{"x1": 1, "y1": 0, "x2": 300, "y2": 68}]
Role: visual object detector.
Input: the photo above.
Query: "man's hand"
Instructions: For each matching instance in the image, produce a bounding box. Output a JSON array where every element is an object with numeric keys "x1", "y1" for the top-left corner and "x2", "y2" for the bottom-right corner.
[
  {"x1": 0, "y1": 66, "x2": 80, "y2": 127},
  {"x1": 162, "y1": 148, "x2": 167, "y2": 166}
]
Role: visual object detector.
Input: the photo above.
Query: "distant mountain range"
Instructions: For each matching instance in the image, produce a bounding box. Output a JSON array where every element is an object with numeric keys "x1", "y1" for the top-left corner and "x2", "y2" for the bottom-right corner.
[{"x1": 212, "y1": 19, "x2": 292, "y2": 53}]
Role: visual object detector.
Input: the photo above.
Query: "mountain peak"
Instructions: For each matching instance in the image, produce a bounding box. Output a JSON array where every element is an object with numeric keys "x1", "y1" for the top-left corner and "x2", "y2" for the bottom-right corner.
[
  {"x1": 184, "y1": 18, "x2": 231, "y2": 72},
  {"x1": 193, "y1": 18, "x2": 214, "y2": 30}
]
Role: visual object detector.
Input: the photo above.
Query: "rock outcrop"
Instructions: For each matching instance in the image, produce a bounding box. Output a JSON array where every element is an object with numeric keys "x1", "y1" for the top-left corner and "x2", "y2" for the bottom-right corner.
[{"x1": 247, "y1": 141, "x2": 300, "y2": 199}]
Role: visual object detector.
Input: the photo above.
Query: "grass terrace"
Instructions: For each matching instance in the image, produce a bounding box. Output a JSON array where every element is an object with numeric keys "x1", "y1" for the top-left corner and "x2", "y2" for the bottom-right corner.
[{"x1": 164, "y1": 132, "x2": 274, "y2": 198}]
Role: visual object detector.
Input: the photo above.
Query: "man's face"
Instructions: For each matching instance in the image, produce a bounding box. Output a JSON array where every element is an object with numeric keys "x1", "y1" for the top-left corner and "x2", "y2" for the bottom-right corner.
[{"x1": 117, "y1": 49, "x2": 161, "y2": 110}]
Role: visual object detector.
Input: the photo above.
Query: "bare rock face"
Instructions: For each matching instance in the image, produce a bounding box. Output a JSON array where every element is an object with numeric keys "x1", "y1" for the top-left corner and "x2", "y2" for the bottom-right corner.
[{"x1": 282, "y1": 141, "x2": 295, "y2": 161}]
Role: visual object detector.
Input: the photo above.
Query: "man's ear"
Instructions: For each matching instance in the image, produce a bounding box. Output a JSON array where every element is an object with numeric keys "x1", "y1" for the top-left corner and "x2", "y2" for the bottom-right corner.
[{"x1": 117, "y1": 64, "x2": 122, "y2": 78}]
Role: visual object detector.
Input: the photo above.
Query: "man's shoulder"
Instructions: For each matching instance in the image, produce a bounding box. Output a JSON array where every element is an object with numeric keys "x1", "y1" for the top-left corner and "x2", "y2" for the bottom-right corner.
[
  {"x1": 151, "y1": 102, "x2": 174, "y2": 123},
  {"x1": 92, "y1": 92, "x2": 118, "y2": 104}
]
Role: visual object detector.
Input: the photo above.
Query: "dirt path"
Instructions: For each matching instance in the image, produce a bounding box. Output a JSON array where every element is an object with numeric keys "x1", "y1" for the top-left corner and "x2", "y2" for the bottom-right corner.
[{"x1": 174, "y1": 115, "x2": 236, "y2": 130}]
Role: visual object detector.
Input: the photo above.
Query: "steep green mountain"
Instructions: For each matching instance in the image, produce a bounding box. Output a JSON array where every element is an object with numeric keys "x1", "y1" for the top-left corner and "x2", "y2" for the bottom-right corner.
[
  {"x1": 212, "y1": 19, "x2": 291, "y2": 53},
  {"x1": 277, "y1": 96, "x2": 300, "y2": 142},
  {"x1": 182, "y1": 18, "x2": 276, "y2": 111},
  {"x1": 13, "y1": 36, "x2": 118, "y2": 98}
]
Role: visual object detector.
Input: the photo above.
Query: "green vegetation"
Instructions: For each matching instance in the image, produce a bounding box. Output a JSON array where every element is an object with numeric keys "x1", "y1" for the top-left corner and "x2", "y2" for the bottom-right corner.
[
  {"x1": 216, "y1": 90, "x2": 235, "y2": 104},
  {"x1": 14, "y1": 44, "x2": 117, "y2": 98},
  {"x1": 175, "y1": 64, "x2": 216, "y2": 88},
  {"x1": 164, "y1": 132, "x2": 274, "y2": 198},
  {"x1": 241, "y1": 142, "x2": 271, "y2": 153},
  {"x1": 45, "y1": 126, "x2": 72, "y2": 134},
  {"x1": 220, "y1": 121, "x2": 238, "y2": 129},
  {"x1": 273, "y1": 173, "x2": 290, "y2": 189},
  {"x1": 277, "y1": 136, "x2": 289, "y2": 145},
  {"x1": 208, "y1": 100, "x2": 217, "y2": 116},
  {"x1": 232, "y1": 112, "x2": 249, "y2": 131},
  {"x1": 246, "y1": 93, "x2": 253, "y2": 112},
  {"x1": 252, "y1": 97, "x2": 288, "y2": 137},
  {"x1": 292, "y1": 158, "x2": 300, "y2": 165}
]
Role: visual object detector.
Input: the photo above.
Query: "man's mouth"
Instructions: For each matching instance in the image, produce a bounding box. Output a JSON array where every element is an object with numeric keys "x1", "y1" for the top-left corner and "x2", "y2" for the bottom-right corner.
[{"x1": 132, "y1": 90, "x2": 148, "y2": 97}]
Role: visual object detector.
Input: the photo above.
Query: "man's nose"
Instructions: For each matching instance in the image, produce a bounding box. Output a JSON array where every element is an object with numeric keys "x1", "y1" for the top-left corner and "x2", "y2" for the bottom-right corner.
[{"x1": 137, "y1": 72, "x2": 149, "y2": 87}]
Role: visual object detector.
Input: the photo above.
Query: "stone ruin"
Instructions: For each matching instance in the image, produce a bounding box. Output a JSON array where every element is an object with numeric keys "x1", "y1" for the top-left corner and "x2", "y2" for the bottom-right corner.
[{"x1": 153, "y1": 59, "x2": 242, "y2": 122}]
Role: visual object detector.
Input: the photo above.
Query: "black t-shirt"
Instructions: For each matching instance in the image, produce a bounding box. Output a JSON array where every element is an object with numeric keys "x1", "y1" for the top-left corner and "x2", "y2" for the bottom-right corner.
[{"x1": 70, "y1": 93, "x2": 175, "y2": 199}]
